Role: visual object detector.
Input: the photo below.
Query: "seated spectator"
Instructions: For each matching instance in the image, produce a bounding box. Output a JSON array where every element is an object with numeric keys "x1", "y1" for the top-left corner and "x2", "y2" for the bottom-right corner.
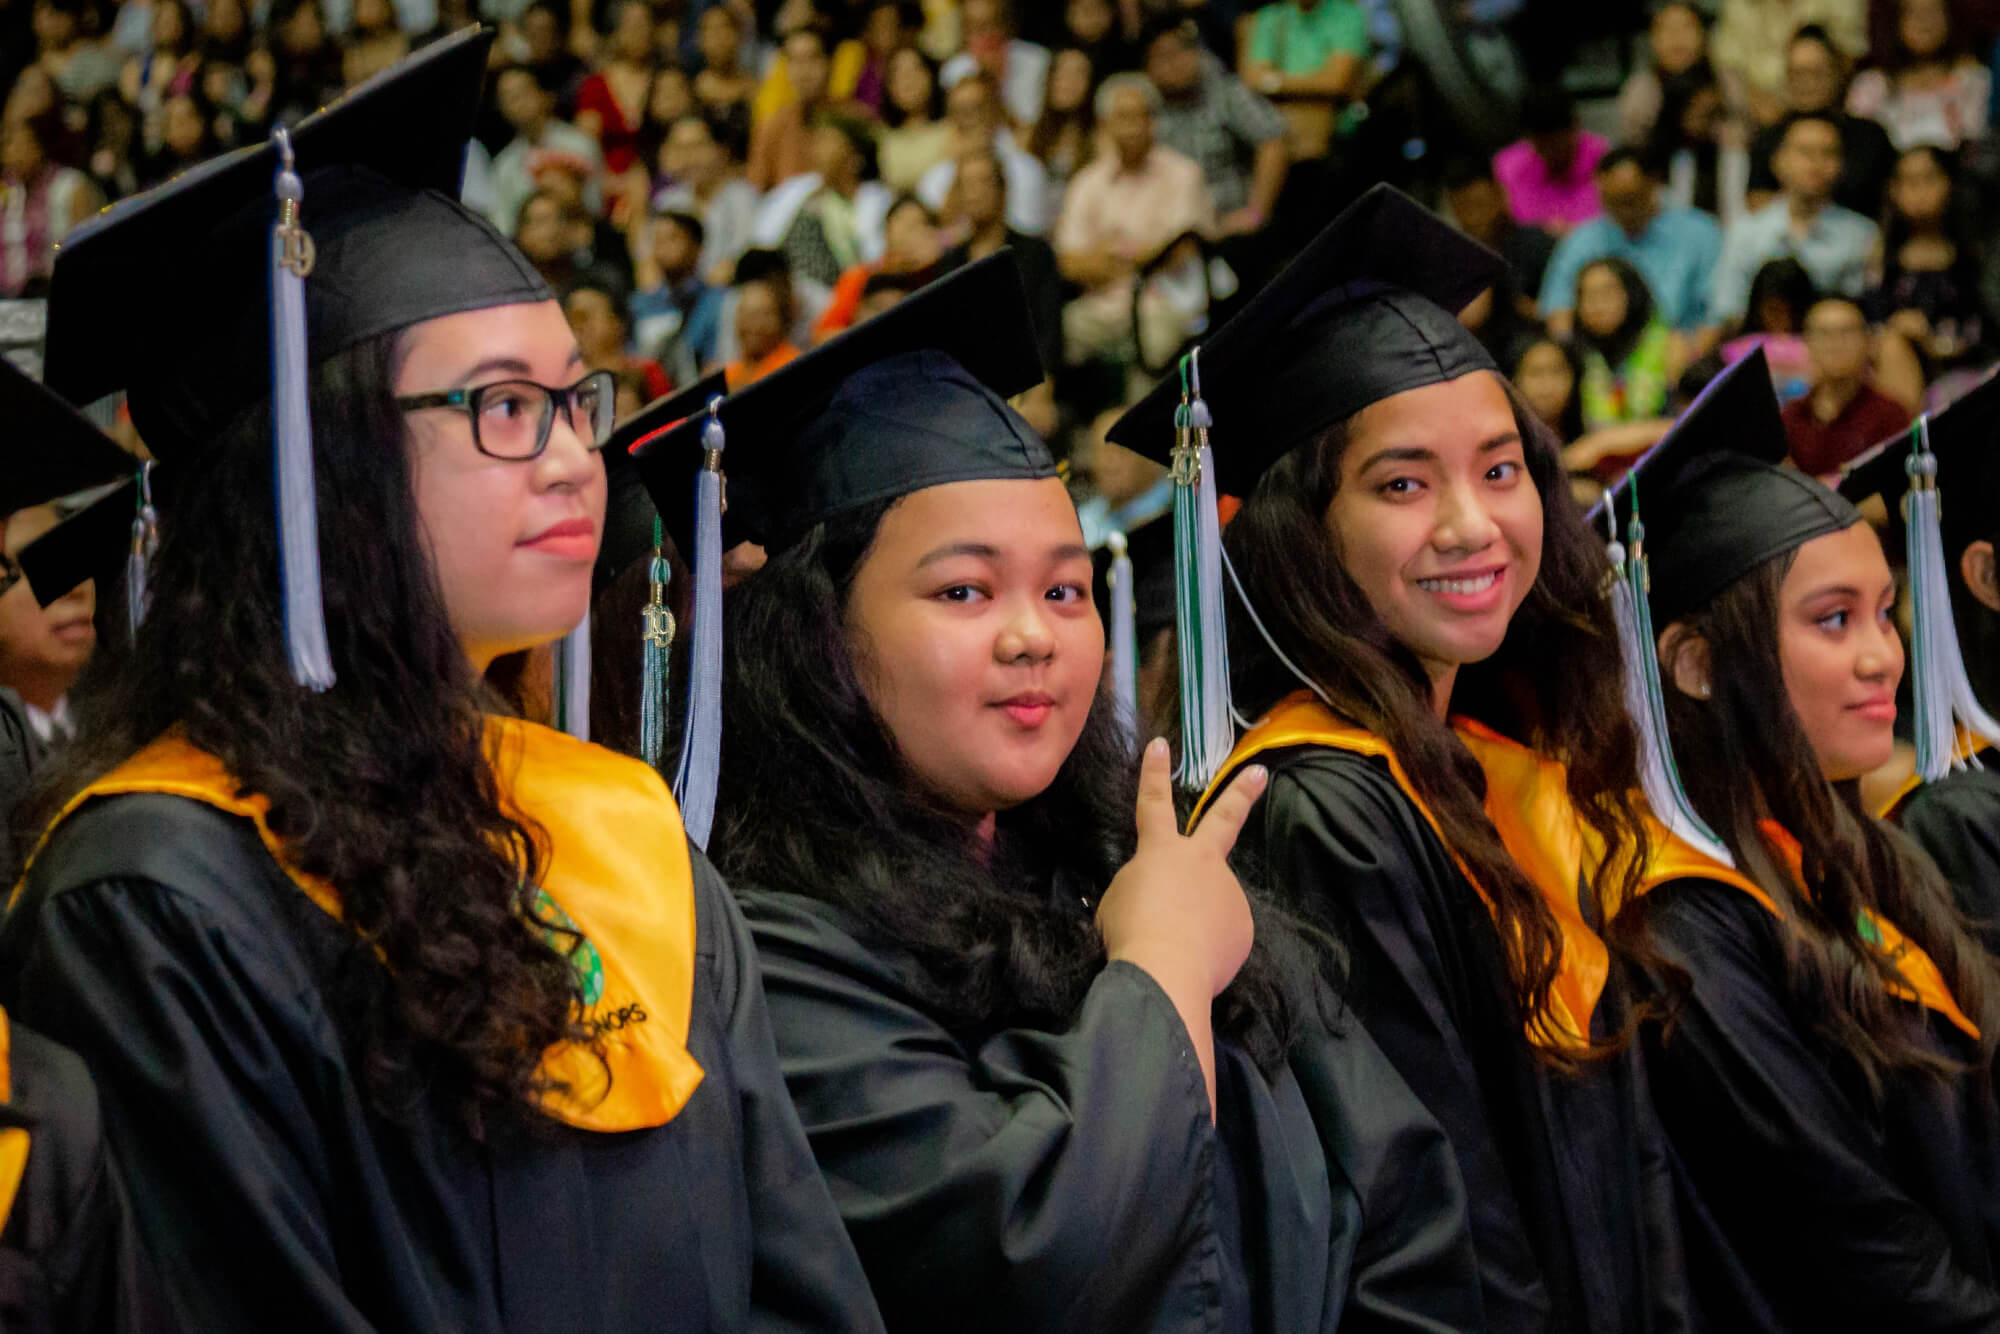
[
  {"x1": 937, "y1": 148, "x2": 1064, "y2": 368},
  {"x1": 851, "y1": 1, "x2": 921, "y2": 116},
  {"x1": 514, "y1": 186, "x2": 624, "y2": 293},
  {"x1": 813, "y1": 193, "x2": 941, "y2": 340},
  {"x1": 339, "y1": 0, "x2": 407, "y2": 89},
  {"x1": 1720, "y1": 255, "x2": 1819, "y2": 399},
  {"x1": 1054, "y1": 73, "x2": 1213, "y2": 375},
  {"x1": 782, "y1": 114, "x2": 881, "y2": 287},
  {"x1": 567, "y1": 274, "x2": 674, "y2": 401},
  {"x1": 0, "y1": 500, "x2": 96, "y2": 753},
  {"x1": 489, "y1": 63, "x2": 604, "y2": 235},
  {"x1": 1062, "y1": 0, "x2": 1137, "y2": 75},
  {"x1": 1646, "y1": 57, "x2": 1753, "y2": 225},
  {"x1": 941, "y1": 0, "x2": 1050, "y2": 127},
  {"x1": 1492, "y1": 87, "x2": 1608, "y2": 234},
  {"x1": 1711, "y1": 0, "x2": 1866, "y2": 126},
  {"x1": 512, "y1": 1, "x2": 586, "y2": 113},
  {"x1": 118, "y1": 0, "x2": 198, "y2": 159},
  {"x1": 1540, "y1": 147, "x2": 1722, "y2": 338},
  {"x1": 653, "y1": 112, "x2": 760, "y2": 284},
  {"x1": 33, "y1": 0, "x2": 122, "y2": 103},
  {"x1": 1618, "y1": 2, "x2": 1744, "y2": 145},
  {"x1": 1745, "y1": 25, "x2": 1899, "y2": 215},
  {"x1": 750, "y1": 3, "x2": 866, "y2": 131},
  {"x1": 1783, "y1": 294, "x2": 1914, "y2": 474},
  {"x1": 573, "y1": 0, "x2": 655, "y2": 182},
  {"x1": 0, "y1": 117, "x2": 96, "y2": 297},
  {"x1": 1513, "y1": 333, "x2": 1586, "y2": 443},
  {"x1": 1847, "y1": 0, "x2": 1992, "y2": 149},
  {"x1": 631, "y1": 207, "x2": 726, "y2": 383},
  {"x1": 724, "y1": 266, "x2": 803, "y2": 387},
  {"x1": 1143, "y1": 15, "x2": 1287, "y2": 235},
  {"x1": 259, "y1": 0, "x2": 345, "y2": 127},
  {"x1": 1442, "y1": 155, "x2": 1554, "y2": 322},
  {"x1": 138, "y1": 86, "x2": 219, "y2": 186},
  {"x1": 1865, "y1": 143, "x2": 1989, "y2": 368},
  {"x1": 1710, "y1": 112, "x2": 1878, "y2": 328},
  {"x1": 1238, "y1": 0, "x2": 1370, "y2": 161},
  {"x1": 749, "y1": 24, "x2": 841, "y2": 191},
  {"x1": 916, "y1": 69, "x2": 1049, "y2": 234},
  {"x1": 1574, "y1": 257, "x2": 1680, "y2": 429},
  {"x1": 878, "y1": 45, "x2": 952, "y2": 192},
  {"x1": 1023, "y1": 46, "x2": 1096, "y2": 195},
  {"x1": 690, "y1": 3, "x2": 756, "y2": 136}
]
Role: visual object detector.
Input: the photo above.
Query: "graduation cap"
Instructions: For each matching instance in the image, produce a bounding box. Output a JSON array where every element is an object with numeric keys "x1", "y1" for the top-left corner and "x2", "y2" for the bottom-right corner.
[
  {"x1": 17, "y1": 476, "x2": 137, "y2": 608},
  {"x1": 1101, "y1": 184, "x2": 1504, "y2": 790},
  {"x1": 628, "y1": 251, "x2": 1051, "y2": 847},
  {"x1": 1836, "y1": 371, "x2": 2000, "y2": 780},
  {"x1": 0, "y1": 358, "x2": 138, "y2": 519},
  {"x1": 1593, "y1": 349, "x2": 1860, "y2": 863},
  {"x1": 601, "y1": 371, "x2": 730, "y2": 589},
  {"x1": 42, "y1": 27, "x2": 548, "y2": 691}
]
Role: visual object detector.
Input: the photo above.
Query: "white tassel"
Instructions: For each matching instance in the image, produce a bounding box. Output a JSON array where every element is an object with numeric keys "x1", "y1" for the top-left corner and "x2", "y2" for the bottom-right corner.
[
  {"x1": 126, "y1": 460, "x2": 157, "y2": 639},
  {"x1": 552, "y1": 610, "x2": 591, "y2": 741},
  {"x1": 269, "y1": 128, "x2": 334, "y2": 691},
  {"x1": 673, "y1": 397, "x2": 726, "y2": 849},
  {"x1": 1171, "y1": 349, "x2": 1234, "y2": 791},
  {"x1": 1904, "y1": 419, "x2": 2000, "y2": 780},
  {"x1": 1106, "y1": 528, "x2": 1137, "y2": 741}
]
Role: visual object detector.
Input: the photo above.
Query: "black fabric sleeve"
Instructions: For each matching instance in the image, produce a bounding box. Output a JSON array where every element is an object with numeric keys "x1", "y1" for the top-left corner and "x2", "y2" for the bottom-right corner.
[
  {"x1": 1897, "y1": 781, "x2": 2000, "y2": 955},
  {"x1": 691, "y1": 857, "x2": 886, "y2": 1334},
  {"x1": 739, "y1": 890, "x2": 1216, "y2": 1333}
]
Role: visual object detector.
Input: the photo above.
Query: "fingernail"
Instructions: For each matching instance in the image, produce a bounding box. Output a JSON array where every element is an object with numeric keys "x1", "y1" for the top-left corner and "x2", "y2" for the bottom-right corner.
[
  {"x1": 1147, "y1": 737, "x2": 1168, "y2": 758},
  {"x1": 1244, "y1": 765, "x2": 1268, "y2": 783}
]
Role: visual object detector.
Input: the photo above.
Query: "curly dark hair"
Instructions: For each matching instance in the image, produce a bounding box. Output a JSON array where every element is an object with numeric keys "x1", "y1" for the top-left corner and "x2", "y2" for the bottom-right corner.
[
  {"x1": 711, "y1": 499, "x2": 1324, "y2": 1073},
  {"x1": 1221, "y1": 374, "x2": 1651, "y2": 1057},
  {"x1": 22, "y1": 330, "x2": 594, "y2": 1134},
  {"x1": 1658, "y1": 547, "x2": 2000, "y2": 1092}
]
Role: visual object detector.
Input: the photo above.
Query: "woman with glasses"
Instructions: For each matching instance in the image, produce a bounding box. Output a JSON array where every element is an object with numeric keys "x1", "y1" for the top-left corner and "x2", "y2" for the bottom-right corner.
[{"x1": 0, "y1": 36, "x2": 881, "y2": 1334}]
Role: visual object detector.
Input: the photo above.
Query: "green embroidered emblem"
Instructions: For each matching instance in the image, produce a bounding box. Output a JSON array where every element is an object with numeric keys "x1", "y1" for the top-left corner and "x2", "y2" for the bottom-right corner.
[
  {"x1": 532, "y1": 888, "x2": 604, "y2": 1006},
  {"x1": 1856, "y1": 912, "x2": 1883, "y2": 947}
]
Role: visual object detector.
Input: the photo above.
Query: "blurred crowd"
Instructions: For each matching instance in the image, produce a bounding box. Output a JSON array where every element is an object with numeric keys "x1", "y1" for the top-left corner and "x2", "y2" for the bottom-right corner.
[{"x1": 5, "y1": 0, "x2": 2000, "y2": 490}]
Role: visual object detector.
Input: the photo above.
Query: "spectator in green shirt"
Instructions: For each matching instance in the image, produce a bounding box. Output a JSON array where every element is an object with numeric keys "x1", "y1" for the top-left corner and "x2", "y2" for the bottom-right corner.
[{"x1": 1238, "y1": 0, "x2": 1370, "y2": 159}]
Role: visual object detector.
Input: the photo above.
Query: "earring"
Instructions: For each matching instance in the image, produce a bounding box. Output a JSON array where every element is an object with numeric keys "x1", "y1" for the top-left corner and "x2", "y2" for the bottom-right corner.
[{"x1": 1697, "y1": 683, "x2": 1712, "y2": 699}]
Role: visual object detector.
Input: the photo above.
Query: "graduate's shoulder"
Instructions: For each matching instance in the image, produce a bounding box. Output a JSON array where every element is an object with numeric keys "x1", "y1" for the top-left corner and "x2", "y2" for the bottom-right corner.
[
  {"x1": 1898, "y1": 766, "x2": 2000, "y2": 839},
  {"x1": 1248, "y1": 742, "x2": 1454, "y2": 867}
]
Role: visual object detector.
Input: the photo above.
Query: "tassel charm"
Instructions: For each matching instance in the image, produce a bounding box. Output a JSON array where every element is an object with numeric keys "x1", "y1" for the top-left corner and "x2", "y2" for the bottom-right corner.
[
  {"x1": 269, "y1": 127, "x2": 335, "y2": 691},
  {"x1": 1106, "y1": 528, "x2": 1137, "y2": 742},
  {"x1": 1170, "y1": 348, "x2": 1233, "y2": 792},
  {"x1": 640, "y1": 516, "x2": 675, "y2": 769},
  {"x1": 126, "y1": 459, "x2": 158, "y2": 639},
  {"x1": 674, "y1": 396, "x2": 727, "y2": 849},
  {"x1": 1903, "y1": 418, "x2": 2000, "y2": 780}
]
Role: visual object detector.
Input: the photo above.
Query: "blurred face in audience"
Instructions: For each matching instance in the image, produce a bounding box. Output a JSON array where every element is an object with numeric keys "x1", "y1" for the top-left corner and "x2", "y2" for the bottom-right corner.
[
  {"x1": 32, "y1": 2, "x2": 77, "y2": 53},
  {"x1": 786, "y1": 32, "x2": 831, "y2": 106},
  {"x1": 1773, "y1": 522, "x2": 1902, "y2": 781},
  {"x1": 565, "y1": 287, "x2": 626, "y2": 363},
  {"x1": 1513, "y1": 341, "x2": 1575, "y2": 433},
  {"x1": 1066, "y1": 0, "x2": 1112, "y2": 44},
  {"x1": 699, "y1": 7, "x2": 742, "y2": 70},
  {"x1": 161, "y1": 94, "x2": 206, "y2": 159},
  {"x1": 1785, "y1": 36, "x2": 1841, "y2": 113},
  {"x1": 153, "y1": 0, "x2": 188, "y2": 51},
  {"x1": 1891, "y1": 147, "x2": 1950, "y2": 225},
  {"x1": 1576, "y1": 263, "x2": 1630, "y2": 340},
  {"x1": 1775, "y1": 117, "x2": 1841, "y2": 205},
  {"x1": 0, "y1": 121, "x2": 43, "y2": 183},
  {"x1": 863, "y1": 2, "x2": 905, "y2": 57},
  {"x1": 962, "y1": 0, "x2": 1007, "y2": 41},
  {"x1": 882, "y1": 199, "x2": 939, "y2": 268},
  {"x1": 956, "y1": 153, "x2": 1004, "y2": 230},
  {"x1": 522, "y1": 5, "x2": 561, "y2": 61},
  {"x1": 735, "y1": 280, "x2": 788, "y2": 363},
  {"x1": 279, "y1": 1, "x2": 326, "y2": 55},
  {"x1": 946, "y1": 77, "x2": 999, "y2": 140},
  {"x1": 0, "y1": 504, "x2": 95, "y2": 712},
  {"x1": 611, "y1": 0, "x2": 652, "y2": 62},
  {"x1": 204, "y1": 0, "x2": 245, "y2": 43},
  {"x1": 498, "y1": 68, "x2": 551, "y2": 136},
  {"x1": 888, "y1": 47, "x2": 933, "y2": 118},
  {"x1": 1445, "y1": 175, "x2": 1506, "y2": 242},
  {"x1": 663, "y1": 116, "x2": 721, "y2": 186},
  {"x1": 651, "y1": 214, "x2": 701, "y2": 278},
  {"x1": 843, "y1": 476, "x2": 1099, "y2": 816},
  {"x1": 1047, "y1": 47, "x2": 1092, "y2": 114},
  {"x1": 1900, "y1": 0, "x2": 1951, "y2": 59},
  {"x1": 1803, "y1": 298, "x2": 1869, "y2": 384},
  {"x1": 1597, "y1": 159, "x2": 1657, "y2": 238},
  {"x1": 1649, "y1": 3, "x2": 1703, "y2": 75},
  {"x1": 1104, "y1": 84, "x2": 1153, "y2": 166},
  {"x1": 517, "y1": 195, "x2": 568, "y2": 262},
  {"x1": 1145, "y1": 29, "x2": 1201, "y2": 98},
  {"x1": 650, "y1": 67, "x2": 694, "y2": 123},
  {"x1": 810, "y1": 122, "x2": 862, "y2": 188}
]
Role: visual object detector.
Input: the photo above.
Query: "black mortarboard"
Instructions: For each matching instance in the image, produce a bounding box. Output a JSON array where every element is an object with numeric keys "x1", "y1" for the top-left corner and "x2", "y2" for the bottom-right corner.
[
  {"x1": 1104, "y1": 184, "x2": 1504, "y2": 495},
  {"x1": 1604, "y1": 348, "x2": 1859, "y2": 628},
  {"x1": 599, "y1": 370, "x2": 728, "y2": 590},
  {"x1": 0, "y1": 358, "x2": 137, "y2": 517},
  {"x1": 1839, "y1": 370, "x2": 2000, "y2": 560},
  {"x1": 18, "y1": 478, "x2": 135, "y2": 606},
  {"x1": 43, "y1": 26, "x2": 546, "y2": 458},
  {"x1": 631, "y1": 251, "x2": 1052, "y2": 554}
]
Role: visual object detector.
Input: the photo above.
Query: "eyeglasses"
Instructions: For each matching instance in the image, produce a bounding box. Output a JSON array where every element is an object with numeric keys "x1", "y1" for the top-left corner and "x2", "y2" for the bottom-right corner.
[{"x1": 395, "y1": 369, "x2": 617, "y2": 460}]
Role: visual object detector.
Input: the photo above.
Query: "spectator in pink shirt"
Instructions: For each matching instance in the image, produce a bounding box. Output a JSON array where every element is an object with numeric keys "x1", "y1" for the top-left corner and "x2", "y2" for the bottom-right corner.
[{"x1": 1492, "y1": 87, "x2": 1609, "y2": 234}]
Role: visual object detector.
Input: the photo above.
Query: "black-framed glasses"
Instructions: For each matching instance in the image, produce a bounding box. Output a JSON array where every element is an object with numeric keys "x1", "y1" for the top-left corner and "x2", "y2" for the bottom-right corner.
[{"x1": 396, "y1": 369, "x2": 617, "y2": 460}]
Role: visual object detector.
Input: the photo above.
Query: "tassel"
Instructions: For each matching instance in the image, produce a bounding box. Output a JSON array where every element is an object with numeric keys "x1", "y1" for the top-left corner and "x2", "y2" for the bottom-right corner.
[
  {"x1": 639, "y1": 516, "x2": 675, "y2": 769},
  {"x1": 269, "y1": 128, "x2": 334, "y2": 691},
  {"x1": 1106, "y1": 528, "x2": 1137, "y2": 740},
  {"x1": 1903, "y1": 417, "x2": 2000, "y2": 780},
  {"x1": 552, "y1": 610, "x2": 591, "y2": 741},
  {"x1": 1170, "y1": 348, "x2": 1233, "y2": 791},
  {"x1": 126, "y1": 460, "x2": 158, "y2": 639},
  {"x1": 673, "y1": 396, "x2": 726, "y2": 849},
  {"x1": 1605, "y1": 488, "x2": 1732, "y2": 865}
]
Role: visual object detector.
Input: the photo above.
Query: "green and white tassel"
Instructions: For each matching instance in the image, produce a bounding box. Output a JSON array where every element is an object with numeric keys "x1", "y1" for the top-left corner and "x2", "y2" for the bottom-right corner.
[
  {"x1": 639, "y1": 516, "x2": 674, "y2": 769},
  {"x1": 1903, "y1": 416, "x2": 2000, "y2": 780},
  {"x1": 674, "y1": 396, "x2": 726, "y2": 849},
  {"x1": 1170, "y1": 348, "x2": 1233, "y2": 791}
]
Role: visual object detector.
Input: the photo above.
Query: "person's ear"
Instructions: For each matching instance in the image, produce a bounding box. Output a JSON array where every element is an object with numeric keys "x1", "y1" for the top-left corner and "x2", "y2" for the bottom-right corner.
[
  {"x1": 1658, "y1": 619, "x2": 1713, "y2": 700},
  {"x1": 1961, "y1": 540, "x2": 2000, "y2": 614}
]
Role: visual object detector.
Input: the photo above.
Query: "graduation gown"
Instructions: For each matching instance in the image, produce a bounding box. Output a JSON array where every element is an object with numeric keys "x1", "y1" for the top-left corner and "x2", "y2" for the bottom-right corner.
[
  {"x1": 1625, "y1": 829, "x2": 2000, "y2": 1331},
  {"x1": 737, "y1": 884, "x2": 1488, "y2": 1334},
  {"x1": 1219, "y1": 697, "x2": 1691, "y2": 1334},
  {"x1": 0, "y1": 721, "x2": 884, "y2": 1334},
  {"x1": 1888, "y1": 758, "x2": 2000, "y2": 957}
]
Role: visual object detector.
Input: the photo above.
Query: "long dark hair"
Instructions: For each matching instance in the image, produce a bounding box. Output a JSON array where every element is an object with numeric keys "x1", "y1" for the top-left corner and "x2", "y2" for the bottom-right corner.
[
  {"x1": 712, "y1": 499, "x2": 1321, "y2": 1072},
  {"x1": 1661, "y1": 548, "x2": 2000, "y2": 1090},
  {"x1": 1574, "y1": 256, "x2": 1657, "y2": 370},
  {"x1": 20, "y1": 331, "x2": 594, "y2": 1134},
  {"x1": 1222, "y1": 376, "x2": 1650, "y2": 1053}
]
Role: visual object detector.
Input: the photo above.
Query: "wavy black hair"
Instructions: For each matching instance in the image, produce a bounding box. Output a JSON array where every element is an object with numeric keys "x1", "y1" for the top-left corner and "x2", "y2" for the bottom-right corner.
[
  {"x1": 711, "y1": 499, "x2": 1324, "y2": 1072},
  {"x1": 1222, "y1": 374, "x2": 1651, "y2": 1056},
  {"x1": 22, "y1": 330, "x2": 594, "y2": 1134}
]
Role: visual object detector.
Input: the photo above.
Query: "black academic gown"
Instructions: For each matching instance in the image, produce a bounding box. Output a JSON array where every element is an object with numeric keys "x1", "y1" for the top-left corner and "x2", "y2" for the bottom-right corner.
[
  {"x1": 1239, "y1": 749, "x2": 1692, "y2": 1334},
  {"x1": 737, "y1": 885, "x2": 1488, "y2": 1334},
  {"x1": 1897, "y1": 768, "x2": 2000, "y2": 956},
  {"x1": 0, "y1": 793, "x2": 885, "y2": 1334},
  {"x1": 1632, "y1": 878, "x2": 2000, "y2": 1331}
]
